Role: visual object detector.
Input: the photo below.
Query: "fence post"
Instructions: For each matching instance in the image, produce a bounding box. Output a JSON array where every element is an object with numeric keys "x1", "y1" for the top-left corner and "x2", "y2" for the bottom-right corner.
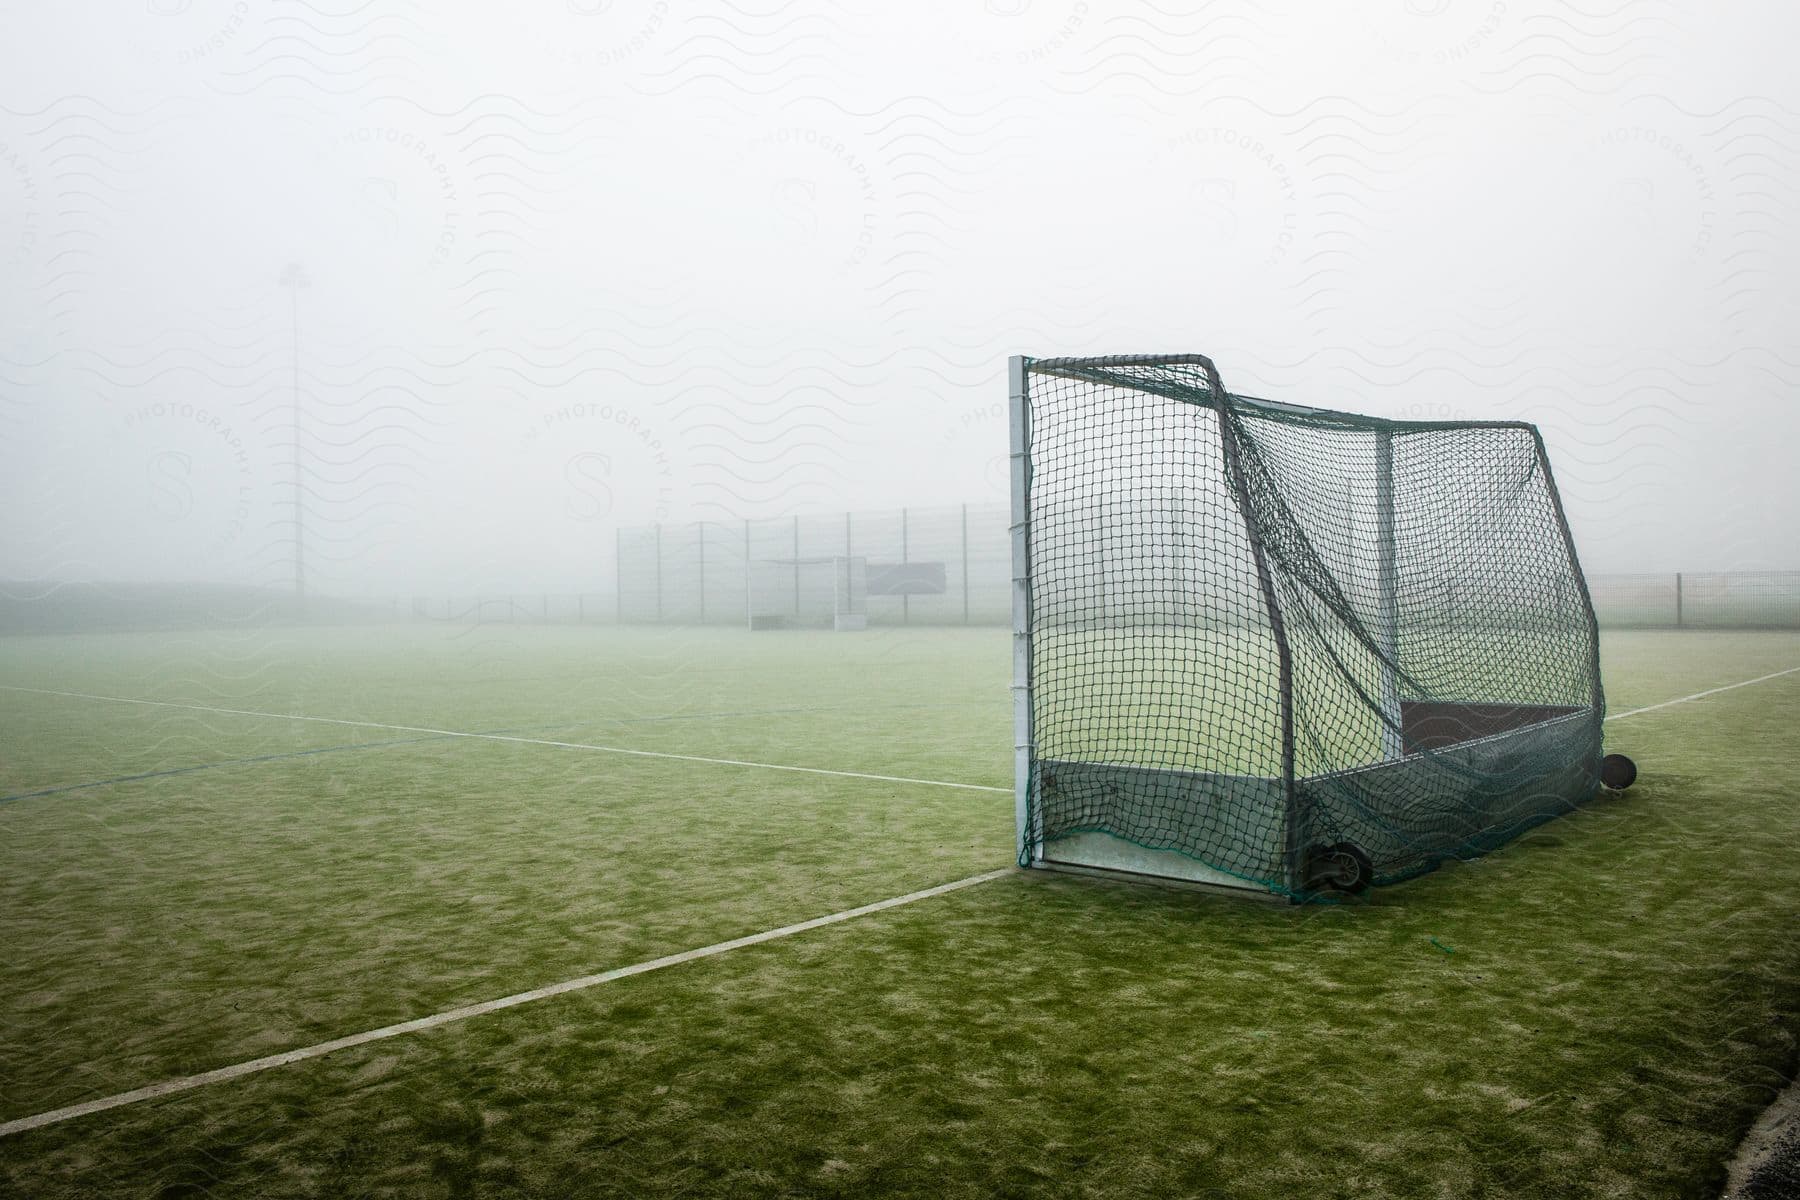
[
  {"x1": 655, "y1": 523, "x2": 664, "y2": 624},
  {"x1": 1675, "y1": 571, "x2": 1683, "y2": 628},
  {"x1": 793, "y1": 514, "x2": 802, "y2": 618},
  {"x1": 614, "y1": 527, "x2": 623, "y2": 624},
  {"x1": 901, "y1": 505, "x2": 910, "y2": 625},
  {"x1": 697, "y1": 521, "x2": 707, "y2": 625},
  {"x1": 961, "y1": 502, "x2": 970, "y2": 624},
  {"x1": 744, "y1": 518, "x2": 752, "y2": 629},
  {"x1": 844, "y1": 511, "x2": 855, "y2": 624}
]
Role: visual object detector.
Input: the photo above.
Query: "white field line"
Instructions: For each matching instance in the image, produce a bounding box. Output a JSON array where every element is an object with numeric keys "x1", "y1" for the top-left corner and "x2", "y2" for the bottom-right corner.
[
  {"x1": 3, "y1": 662, "x2": 1794, "y2": 1140},
  {"x1": 0, "y1": 868, "x2": 1013, "y2": 1139},
  {"x1": 0, "y1": 685, "x2": 1009, "y2": 795},
  {"x1": 1604, "y1": 665, "x2": 1800, "y2": 722}
]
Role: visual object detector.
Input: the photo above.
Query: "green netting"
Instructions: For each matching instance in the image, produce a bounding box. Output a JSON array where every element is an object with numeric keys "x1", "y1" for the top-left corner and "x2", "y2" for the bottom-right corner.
[{"x1": 1016, "y1": 354, "x2": 1605, "y2": 900}]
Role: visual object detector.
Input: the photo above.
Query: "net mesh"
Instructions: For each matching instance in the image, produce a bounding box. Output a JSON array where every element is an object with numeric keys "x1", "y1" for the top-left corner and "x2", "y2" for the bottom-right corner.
[{"x1": 1019, "y1": 355, "x2": 1604, "y2": 898}]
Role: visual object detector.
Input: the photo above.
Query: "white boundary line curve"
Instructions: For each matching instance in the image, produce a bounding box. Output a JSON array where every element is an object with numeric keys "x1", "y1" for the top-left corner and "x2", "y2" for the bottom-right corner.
[
  {"x1": 1603, "y1": 664, "x2": 1800, "y2": 722},
  {"x1": 0, "y1": 869, "x2": 1013, "y2": 1139},
  {"x1": 0, "y1": 685, "x2": 1010, "y2": 795}
]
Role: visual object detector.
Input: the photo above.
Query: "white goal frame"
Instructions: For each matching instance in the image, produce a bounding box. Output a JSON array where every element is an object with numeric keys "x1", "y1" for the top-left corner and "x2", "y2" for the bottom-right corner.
[{"x1": 746, "y1": 554, "x2": 868, "y2": 631}]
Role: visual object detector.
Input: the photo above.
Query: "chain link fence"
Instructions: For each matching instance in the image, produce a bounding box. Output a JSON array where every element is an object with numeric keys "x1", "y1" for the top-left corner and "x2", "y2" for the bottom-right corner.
[
  {"x1": 5, "y1": 553, "x2": 1797, "y2": 636},
  {"x1": 378, "y1": 570, "x2": 1800, "y2": 631},
  {"x1": 1587, "y1": 571, "x2": 1800, "y2": 629},
  {"x1": 616, "y1": 504, "x2": 1011, "y2": 627},
  {"x1": 614, "y1": 507, "x2": 1800, "y2": 632}
]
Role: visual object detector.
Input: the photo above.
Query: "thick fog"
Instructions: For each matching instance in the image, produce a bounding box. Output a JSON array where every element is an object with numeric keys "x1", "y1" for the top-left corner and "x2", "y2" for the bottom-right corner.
[{"x1": 2, "y1": 1, "x2": 1796, "y2": 598}]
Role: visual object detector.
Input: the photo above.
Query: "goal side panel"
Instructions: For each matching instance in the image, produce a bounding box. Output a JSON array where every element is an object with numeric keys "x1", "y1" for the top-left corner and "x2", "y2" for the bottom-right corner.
[{"x1": 1229, "y1": 411, "x2": 1606, "y2": 886}]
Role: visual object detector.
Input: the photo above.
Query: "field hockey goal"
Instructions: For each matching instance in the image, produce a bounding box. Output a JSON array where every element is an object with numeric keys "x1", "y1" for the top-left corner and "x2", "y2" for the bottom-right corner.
[
  {"x1": 1009, "y1": 353, "x2": 1622, "y2": 900},
  {"x1": 747, "y1": 554, "x2": 869, "y2": 631}
]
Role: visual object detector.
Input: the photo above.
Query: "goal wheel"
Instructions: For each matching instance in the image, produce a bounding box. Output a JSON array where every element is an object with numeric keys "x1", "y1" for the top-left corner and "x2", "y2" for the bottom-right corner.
[
  {"x1": 1600, "y1": 753, "x2": 1637, "y2": 791},
  {"x1": 1303, "y1": 841, "x2": 1373, "y2": 896}
]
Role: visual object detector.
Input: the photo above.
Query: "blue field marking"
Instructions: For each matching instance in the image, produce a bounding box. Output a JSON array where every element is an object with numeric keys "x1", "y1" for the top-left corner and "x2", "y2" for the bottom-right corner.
[{"x1": 0, "y1": 721, "x2": 581, "y2": 806}]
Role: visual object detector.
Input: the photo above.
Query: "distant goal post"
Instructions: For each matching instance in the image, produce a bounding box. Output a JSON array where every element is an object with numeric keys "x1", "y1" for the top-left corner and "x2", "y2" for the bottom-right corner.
[{"x1": 746, "y1": 554, "x2": 869, "y2": 631}]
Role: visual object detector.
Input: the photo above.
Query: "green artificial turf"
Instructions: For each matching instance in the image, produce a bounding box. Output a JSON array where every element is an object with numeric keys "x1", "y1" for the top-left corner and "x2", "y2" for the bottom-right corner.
[{"x1": 1, "y1": 625, "x2": 1796, "y2": 1197}]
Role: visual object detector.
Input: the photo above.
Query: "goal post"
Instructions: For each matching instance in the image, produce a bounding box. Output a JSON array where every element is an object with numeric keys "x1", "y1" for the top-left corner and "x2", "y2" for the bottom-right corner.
[
  {"x1": 1011, "y1": 353, "x2": 1607, "y2": 900},
  {"x1": 1374, "y1": 426, "x2": 1403, "y2": 762},
  {"x1": 746, "y1": 554, "x2": 868, "y2": 631},
  {"x1": 1009, "y1": 356, "x2": 1036, "y2": 863}
]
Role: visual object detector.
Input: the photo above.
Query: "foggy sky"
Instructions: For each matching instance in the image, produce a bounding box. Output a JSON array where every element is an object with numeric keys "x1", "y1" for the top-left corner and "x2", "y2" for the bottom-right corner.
[{"x1": 3, "y1": 0, "x2": 1797, "y2": 596}]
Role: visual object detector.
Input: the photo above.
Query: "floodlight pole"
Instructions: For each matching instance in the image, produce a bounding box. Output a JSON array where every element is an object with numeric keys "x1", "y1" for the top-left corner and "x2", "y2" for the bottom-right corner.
[
  {"x1": 1008, "y1": 356, "x2": 1037, "y2": 867},
  {"x1": 279, "y1": 263, "x2": 310, "y2": 605},
  {"x1": 1376, "y1": 429, "x2": 1403, "y2": 760}
]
